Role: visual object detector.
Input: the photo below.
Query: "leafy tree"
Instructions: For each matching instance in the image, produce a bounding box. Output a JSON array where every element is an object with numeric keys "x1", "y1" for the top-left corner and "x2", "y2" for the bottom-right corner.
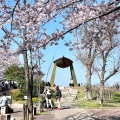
[
  {"x1": 4, "y1": 64, "x2": 26, "y2": 93},
  {"x1": 5, "y1": 64, "x2": 45, "y2": 96},
  {"x1": 33, "y1": 80, "x2": 45, "y2": 97},
  {"x1": 5, "y1": 64, "x2": 25, "y2": 82}
]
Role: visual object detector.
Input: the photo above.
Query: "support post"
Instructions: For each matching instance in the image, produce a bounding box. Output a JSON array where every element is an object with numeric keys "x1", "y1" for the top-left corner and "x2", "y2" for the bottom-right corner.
[
  {"x1": 50, "y1": 63, "x2": 57, "y2": 87},
  {"x1": 70, "y1": 64, "x2": 77, "y2": 87}
]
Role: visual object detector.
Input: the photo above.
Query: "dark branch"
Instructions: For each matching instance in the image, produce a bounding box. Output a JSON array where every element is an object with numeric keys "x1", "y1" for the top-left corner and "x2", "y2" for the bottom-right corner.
[{"x1": 63, "y1": 6, "x2": 120, "y2": 35}]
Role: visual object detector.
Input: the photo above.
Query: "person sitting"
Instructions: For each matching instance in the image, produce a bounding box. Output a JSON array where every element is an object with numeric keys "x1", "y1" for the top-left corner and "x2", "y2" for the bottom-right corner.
[
  {"x1": 0, "y1": 93, "x2": 13, "y2": 113},
  {"x1": 0, "y1": 93, "x2": 9, "y2": 108}
]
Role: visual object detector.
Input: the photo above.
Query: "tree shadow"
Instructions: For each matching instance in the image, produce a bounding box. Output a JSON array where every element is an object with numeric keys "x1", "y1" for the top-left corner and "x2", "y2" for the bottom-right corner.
[{"x1": 62, "y1": 110, "x2": 120, "y2": 120}]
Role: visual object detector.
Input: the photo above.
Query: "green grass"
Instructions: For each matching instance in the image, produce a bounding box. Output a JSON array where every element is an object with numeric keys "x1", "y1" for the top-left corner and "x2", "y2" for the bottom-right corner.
[
  {"x1": 74, "y1": 99, "x2": 120, "y2": 109},
  {"x1": 74, "y1": 87, "x2": 120, "y2": 109},
  {"x1": 12, "y1": 99, "x2": 25, "y2": 104},
  {"x1": 75, "y1": 100, "x2": 100, "y2": 108}
]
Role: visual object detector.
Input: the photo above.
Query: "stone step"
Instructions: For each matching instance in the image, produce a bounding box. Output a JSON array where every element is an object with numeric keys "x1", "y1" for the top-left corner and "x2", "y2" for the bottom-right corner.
[
  {"x1": 69, "y1": 89, "x2": 78, "y2": 95},
  {"x1": 65, "y1": 96, "x2": 76, "y2": 101},
  {"x1": 61, "y1": 89, "x2": 69, "y2": 92},
  {"x1": 55, "y1": 87, "x2": 78, "y2": 103},
  {"x1": 61, "y1": 92, "x2": 70, "y2": 96},
  {"x1": 61, "y1": 97, "x2": 66, "y2": 101}
]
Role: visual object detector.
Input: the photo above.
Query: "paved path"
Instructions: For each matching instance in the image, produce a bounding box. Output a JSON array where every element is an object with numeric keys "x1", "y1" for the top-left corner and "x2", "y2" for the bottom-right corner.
[
  {"x1": 52, "y1": 107, "x2": 120, "y2": 120},
  {"x1": 8, "y1": 103, "x2": 120, "y2": 120}
]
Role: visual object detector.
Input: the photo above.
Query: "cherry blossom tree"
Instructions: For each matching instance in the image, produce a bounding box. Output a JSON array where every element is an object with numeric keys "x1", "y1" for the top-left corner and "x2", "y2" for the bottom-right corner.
[
  {"x1": 0, "y1": 0, "x2": 120, "y2": 119},
  {"x1": 92, "y1": 15, "x2": 120, "y2": 106},
  {"x1": 72, "y1": 5, "x2": 120, "y2": 104},
  {"x1": 1, "y1": 0, "x2": 63, "y2": 119},
  {"x1": 94, "y1": 46, "x2": 120, "y2": 106},
  {"x1": 62, "y1": 0, "x2": 120, "y2": 39},
  {"x1": 73, "y1": 22, "x2": 97, "y2": 100}
]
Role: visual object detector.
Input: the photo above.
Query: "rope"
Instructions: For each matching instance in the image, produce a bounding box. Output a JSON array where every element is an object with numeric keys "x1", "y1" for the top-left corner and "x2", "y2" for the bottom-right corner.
[{"x1": 45, "y1": 53, "x2": 55, "y2": 83}]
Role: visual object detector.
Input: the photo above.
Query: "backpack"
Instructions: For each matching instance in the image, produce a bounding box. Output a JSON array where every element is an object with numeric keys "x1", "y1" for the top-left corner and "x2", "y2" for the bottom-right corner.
[
  {"x1": 56, "y1": 90, "x2": 62, "y2": 99},
  {"x1": 46, "y1": 89, "x2": 52, "y2": 99},
  {"x1": 59, "y1": 90, "x2": 62, "y2": 97},
  {"x1": 47, "y1": 94, "x2": 51, "y2": 99}
]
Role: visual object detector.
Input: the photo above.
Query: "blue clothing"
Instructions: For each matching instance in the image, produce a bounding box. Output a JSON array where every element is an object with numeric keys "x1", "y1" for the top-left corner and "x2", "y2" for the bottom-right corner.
[{"x1": 0, "y1": 96, "x2": 8, "y2": 107}]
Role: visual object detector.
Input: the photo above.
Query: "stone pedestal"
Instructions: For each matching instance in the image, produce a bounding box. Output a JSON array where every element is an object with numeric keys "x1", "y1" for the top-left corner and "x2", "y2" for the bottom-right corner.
[
  {"x1": 1, "y1": 106, "x2": 8, "y2": 114},
  {"x1": 0, "y1": 114, "x2": 11, "y2": 120}
]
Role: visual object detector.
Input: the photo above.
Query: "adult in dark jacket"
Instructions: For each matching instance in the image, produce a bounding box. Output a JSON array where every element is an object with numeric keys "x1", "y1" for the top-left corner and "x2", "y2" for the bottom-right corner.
[{"x1": 55, "y1": 86, "x2": 62, "y2": 110}]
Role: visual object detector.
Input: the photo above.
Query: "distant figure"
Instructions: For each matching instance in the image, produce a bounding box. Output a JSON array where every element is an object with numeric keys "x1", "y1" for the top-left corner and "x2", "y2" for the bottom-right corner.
[
  {"x1": 70, "y1": 78, "x2": 74, "y2": 87},
  {"x1": 116, "y1": 83, "x2": 119, "y2": 92},
  {"x1": 78, "y1": 83, "x2": 80, "y2": 86},
  {"x1": 9, "y1": 81, "x2": 12, "y2": 88},
  {"x1": 0, "y1": 93, "x2": 8, "y2": 108},
  {"x1": 5, "y1": 81, "x2": 9, "y2": 90},
  {"x1": 2, "y1": 82, "x2": 6, "y2": 91},
  {"x1": 55, "y1": 86, "x2": 62, "y2": 110},
  {"x1": 12, "y1": 81, "x2": 17, "y2": 89}
]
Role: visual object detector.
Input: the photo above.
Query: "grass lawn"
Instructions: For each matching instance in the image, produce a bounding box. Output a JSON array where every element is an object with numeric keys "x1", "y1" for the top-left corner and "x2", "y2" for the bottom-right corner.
[{"x1": 74, "y1": 86, "x2": 120, "y2": 109}]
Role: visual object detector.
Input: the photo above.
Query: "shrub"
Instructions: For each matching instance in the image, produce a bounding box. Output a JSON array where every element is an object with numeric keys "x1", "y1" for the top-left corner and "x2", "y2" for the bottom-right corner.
[
  {"x1": 32, "y1": 97, "x2": 38, "y2": 104},
  {"x1": 11, "y1": 90, "x2": 24, "y2": 101}
]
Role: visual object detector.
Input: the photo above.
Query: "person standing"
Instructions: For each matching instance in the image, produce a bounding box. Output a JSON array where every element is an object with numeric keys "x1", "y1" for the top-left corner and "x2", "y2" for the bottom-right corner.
[
  {"x1": 44, "y1": 87, "x2": 53, "y2": 109},
  {"x1": 46, "y1": 89, "x2": 53, "y2": 109},
  {"x1": 55, "y1": 86, "x2": 62, "y2": 110}
]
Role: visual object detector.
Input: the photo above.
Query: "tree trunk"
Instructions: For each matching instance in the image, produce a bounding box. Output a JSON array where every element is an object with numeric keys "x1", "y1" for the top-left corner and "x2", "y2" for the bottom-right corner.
[
  {"x1": 84, "y1": 67, "x2": 92, "y2": 100},
  {"x1": 99, "y1": 80, "x2": 104, "y2": 106},
  {"x1": 23, "y1": 50, "x2": 33, "y2": 120},
  {"x1": 23, "y1": 0, "x2": 33, "y2": 118}
]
